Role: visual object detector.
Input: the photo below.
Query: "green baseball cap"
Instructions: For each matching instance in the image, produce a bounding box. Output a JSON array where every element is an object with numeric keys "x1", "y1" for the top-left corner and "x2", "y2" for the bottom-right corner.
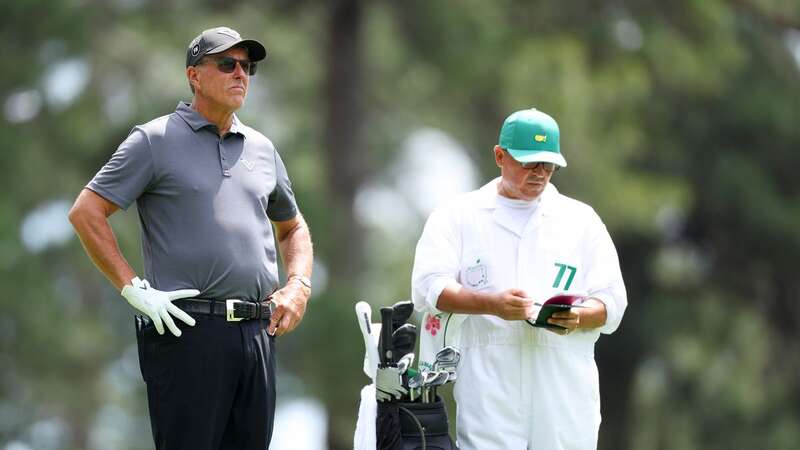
[{"x1": 498, "y1": 108, "x2": 566, "y2": 167}]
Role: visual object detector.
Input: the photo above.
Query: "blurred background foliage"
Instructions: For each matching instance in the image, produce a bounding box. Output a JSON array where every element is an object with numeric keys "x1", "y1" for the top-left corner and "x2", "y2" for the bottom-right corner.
[{"x1": 1, "y1": 0, "x2": 799, "y2": 449}]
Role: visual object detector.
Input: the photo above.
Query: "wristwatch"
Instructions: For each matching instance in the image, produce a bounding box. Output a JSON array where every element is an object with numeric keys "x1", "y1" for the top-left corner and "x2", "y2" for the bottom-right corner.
[{"x1": 289, "y1": 274, "x2": 312, "y2": 290}]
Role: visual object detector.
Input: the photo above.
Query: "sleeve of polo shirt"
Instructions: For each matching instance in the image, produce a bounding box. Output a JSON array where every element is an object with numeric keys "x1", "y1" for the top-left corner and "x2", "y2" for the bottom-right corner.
[
  {"x1": 411, "y1": 207, "x2": 461, "y2": 315},
  {"x1": 583, "y1": 213, "x2": 628, "y2": 334},
  {"x1": 266, "y1": 149, "x2": 298, "y2": 221},
  {"x1": 87, "y1": 127, "x2": 155, "y2": 210}
]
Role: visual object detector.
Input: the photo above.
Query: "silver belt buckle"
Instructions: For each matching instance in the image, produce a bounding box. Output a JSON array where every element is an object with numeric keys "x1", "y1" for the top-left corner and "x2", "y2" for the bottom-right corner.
[{"x1": 226, "y1": 299, "x2": 244, "y2": 322}]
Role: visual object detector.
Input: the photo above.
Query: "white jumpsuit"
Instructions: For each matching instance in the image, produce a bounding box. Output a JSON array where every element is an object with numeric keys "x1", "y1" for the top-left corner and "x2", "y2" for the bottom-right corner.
[{"x1": 411, "y1": 179, "x2": 627, "y2": 450}]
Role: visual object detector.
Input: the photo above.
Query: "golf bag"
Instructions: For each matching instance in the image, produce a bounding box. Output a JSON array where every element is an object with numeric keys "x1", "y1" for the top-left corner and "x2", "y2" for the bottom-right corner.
[
  {"x1": 377, "y1": 396, "x2": 458, "y2": 450},
  {"x1": 354, "y1": 300, "x2": 459, "y2": 450}
]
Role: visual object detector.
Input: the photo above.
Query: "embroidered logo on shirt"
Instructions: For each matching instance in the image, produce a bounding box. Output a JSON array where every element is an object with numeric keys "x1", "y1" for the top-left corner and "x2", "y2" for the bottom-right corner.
[
  {"x1": 464, "y1": 258, "x2": 488, "y2": 289},
  {"x1": 240, "y1": 158, "x2": 255, "y2": 171}
]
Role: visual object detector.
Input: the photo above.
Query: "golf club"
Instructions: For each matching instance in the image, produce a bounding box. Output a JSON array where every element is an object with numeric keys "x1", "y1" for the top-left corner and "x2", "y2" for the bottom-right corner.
[
  {"x1": 397, "y1": 352, "x2": 414, "y2": 373},
  {"x1": 422, "y1": 371, "x2": 449, "y2": 403},
  {"x1": 392, "y1": 323, "x2": 417, "y2": 361},
  {"x1": 379, "y1": 307, "x2": 395, "y2": 366},
  {"x1": 433, "y1": 346, "x2": 460, "y2": 369},
  {"x1": 407, "y1": 372, "x2": 423, "y2": 402},
  {"x1": 391, "y1": 300, "x2": 414, "y2": 330},
  {"x1": 434, "y1": 346, "x2": 461, "y2": 383}
]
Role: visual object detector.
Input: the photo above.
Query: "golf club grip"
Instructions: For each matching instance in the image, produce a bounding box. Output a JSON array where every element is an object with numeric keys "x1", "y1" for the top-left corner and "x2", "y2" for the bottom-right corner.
[{"x1": 380, "y1": 307, "x2": 394, "y2": 365}]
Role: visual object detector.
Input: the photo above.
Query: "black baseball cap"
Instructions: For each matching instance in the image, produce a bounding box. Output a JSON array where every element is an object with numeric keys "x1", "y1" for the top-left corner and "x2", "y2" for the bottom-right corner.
[{"x1": 186, "y1": 27, "x2": 267, "y2": 67}]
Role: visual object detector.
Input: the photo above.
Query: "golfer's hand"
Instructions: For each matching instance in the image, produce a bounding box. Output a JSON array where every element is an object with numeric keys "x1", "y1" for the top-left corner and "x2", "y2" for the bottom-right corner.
[
  {"x1": 121, "y1": 277, "x2": 198, "y2": 337},
  {"x1": 268, "y1": 280, "x2": 310, "y2": 336},
  {"x1": 490, "y1": 289, "x2": 536, "y2": 320}
]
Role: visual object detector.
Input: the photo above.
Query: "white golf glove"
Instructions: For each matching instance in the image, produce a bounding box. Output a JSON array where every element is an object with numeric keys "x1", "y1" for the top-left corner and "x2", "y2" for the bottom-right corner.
[
  {"x1": 121, "y1": 277, "x2": 199, "y2": 337},
  {"x1": 375, "y1": 366, "x2": 408, "y2": 402}
]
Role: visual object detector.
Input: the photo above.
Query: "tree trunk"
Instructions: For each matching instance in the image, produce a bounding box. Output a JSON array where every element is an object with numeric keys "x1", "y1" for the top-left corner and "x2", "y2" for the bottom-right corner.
[
  {"x1": 323, "y1": 0, "x2": 367, "y2": 448},
  {"x1": 323, "y1": 0, "x2": 367, "y2": 281}
]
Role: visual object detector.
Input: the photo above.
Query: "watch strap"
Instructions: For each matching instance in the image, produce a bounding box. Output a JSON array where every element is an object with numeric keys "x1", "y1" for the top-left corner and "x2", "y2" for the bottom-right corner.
[{"x1": 288, "y1": 274, "x2": 312, "y2": 290}]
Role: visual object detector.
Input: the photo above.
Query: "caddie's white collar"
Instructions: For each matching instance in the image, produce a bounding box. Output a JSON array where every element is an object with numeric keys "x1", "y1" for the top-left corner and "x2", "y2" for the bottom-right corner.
[{"x1": 474, "y1": 177, "x2": 559, "y2": 215}]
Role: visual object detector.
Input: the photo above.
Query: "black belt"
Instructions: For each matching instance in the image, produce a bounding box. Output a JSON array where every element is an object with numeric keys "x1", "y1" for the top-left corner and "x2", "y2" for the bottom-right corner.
[{"x1": 174, "y1": 298, "x2": 273, "y2": 321}]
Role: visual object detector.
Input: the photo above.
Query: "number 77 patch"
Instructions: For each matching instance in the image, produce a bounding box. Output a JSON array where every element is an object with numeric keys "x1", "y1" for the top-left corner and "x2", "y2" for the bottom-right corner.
[{"x1": 552, "y1": 262, "x2": 577, "y2": 290}]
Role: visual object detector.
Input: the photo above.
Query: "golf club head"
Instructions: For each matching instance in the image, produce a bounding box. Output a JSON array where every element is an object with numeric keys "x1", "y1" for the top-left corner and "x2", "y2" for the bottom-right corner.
[
  {"x1": 428, "y1": 371, "x2": 449, "y2": 388},
  {"x1": 422, "y1": 370, "x2": 441, "y2": 387},
  {"x1": 433, "y1": 346, "x2": 461, "y2": 370},
  {"x1": 397, "y1": 353, "x2": 414, "y2": 374},
  {"x1": 408, "y1": 372, "x2": 423, "y2": 389},
  {"x1": 399, "y1": 352, "x2": 415, "y2": 370},
  {"x1": 425, "y1": 370, "x2": 451, "y2": 403},
  {"x1": 392, "y1": 323, "x2": 417, "y2": 360},
  {"x1": 391, "y1": 300, "x2": 414, "y2": 329}
]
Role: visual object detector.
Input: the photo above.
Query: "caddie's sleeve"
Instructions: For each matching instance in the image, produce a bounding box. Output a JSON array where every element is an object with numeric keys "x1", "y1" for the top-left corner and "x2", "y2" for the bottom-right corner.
[
  {"x1": 411, "y1": 207, "x2": 460, "y2": 314},
  {"x1": 266, "y1": 148, "x2": 298, "y2": 221},
  {"x1": 583, "y1": 213, "x2": 627, "y2": 334},
  {"x1": 87, "y1": 127, "x2": 155, "y2": 210}
]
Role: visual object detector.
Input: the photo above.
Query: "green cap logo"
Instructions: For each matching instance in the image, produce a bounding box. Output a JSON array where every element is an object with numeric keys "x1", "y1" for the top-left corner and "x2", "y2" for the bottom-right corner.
[{"x1": 498, "y1": 108, "x2": 566, "y2": 168}]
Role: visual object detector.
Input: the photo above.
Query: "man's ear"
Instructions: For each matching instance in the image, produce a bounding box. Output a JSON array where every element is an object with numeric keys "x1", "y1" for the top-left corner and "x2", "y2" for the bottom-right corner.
[
  {"x1": 186, "y1": 66, "x2": 201, "y2": 93},
  {"x1": 493, "y1": 145, "x2": 505, "y2": 168}
]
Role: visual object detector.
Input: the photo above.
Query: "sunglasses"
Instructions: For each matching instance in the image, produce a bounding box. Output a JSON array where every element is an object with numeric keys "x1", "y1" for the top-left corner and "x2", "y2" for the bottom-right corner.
[
  {"x1": 519, "y1": 161, "x2": 558, "y2": 172},
  {"x1": 502, "y1": 150, "x2": 558, "y2": 172},
  {"x1": 200, "y1": 56, "x2": 257, "y2": 76}
]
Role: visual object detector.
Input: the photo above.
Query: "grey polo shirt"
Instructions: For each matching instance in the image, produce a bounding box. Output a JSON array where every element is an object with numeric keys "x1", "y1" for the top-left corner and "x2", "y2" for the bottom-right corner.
[{"x1": 88, "y1": 102, "x2": 298, "y2": 301}]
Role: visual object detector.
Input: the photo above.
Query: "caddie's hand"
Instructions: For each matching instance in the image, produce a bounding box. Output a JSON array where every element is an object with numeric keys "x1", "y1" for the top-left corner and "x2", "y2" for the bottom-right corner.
[
  {"x1": 375, "y1": 365, "x2": 408, "y2": 402},
  {"x1": 268, "y1": 279, "x2": 311, "y2": 336},
  {"x1": 121, "y1": 277, "x2": 198, "y2": 337},
  {"x1": 490, "y1": 289, "x2": 536, "y2": 320},
  {"x1": 548, "y1": 297, "x2": 607, "y2": 334},
  {"x1": 548, "y1": 307, "x2": 582, "y2": 336}
]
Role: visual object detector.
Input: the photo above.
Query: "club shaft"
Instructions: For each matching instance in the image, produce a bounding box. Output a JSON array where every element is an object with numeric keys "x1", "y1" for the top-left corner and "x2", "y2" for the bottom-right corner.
[{"x1": 380, "y1": 307, "x2": 394, "y2": 365}]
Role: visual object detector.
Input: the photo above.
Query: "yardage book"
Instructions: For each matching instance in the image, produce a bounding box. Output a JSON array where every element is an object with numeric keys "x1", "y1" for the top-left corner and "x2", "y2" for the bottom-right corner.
[{"x1": 525, "y1": 294, "x2": 587, "y2": 329}]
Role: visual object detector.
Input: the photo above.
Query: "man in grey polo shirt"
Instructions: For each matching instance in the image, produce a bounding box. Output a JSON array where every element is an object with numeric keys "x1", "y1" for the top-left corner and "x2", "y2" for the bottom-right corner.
[{"x1": 68, "y1": 27, "x2": 313, "y2": 450}]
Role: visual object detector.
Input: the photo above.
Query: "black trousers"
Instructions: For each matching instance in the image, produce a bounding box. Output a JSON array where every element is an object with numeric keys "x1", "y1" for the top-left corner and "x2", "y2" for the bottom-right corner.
[{"x1": 135, "y1": 314, "x2": 276, "y2": 450}]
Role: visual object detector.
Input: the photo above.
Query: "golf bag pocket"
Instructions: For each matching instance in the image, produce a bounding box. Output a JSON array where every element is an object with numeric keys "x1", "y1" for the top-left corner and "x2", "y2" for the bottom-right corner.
[
  {"x1": 377, "y1": 397, "x2": 458, "y2": 450},
  {"x1": 398, "y1": 397, "x2": 457, "y2": 450}
]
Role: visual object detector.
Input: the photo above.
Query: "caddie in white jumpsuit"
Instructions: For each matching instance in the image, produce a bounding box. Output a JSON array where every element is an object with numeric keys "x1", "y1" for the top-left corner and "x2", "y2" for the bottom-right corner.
[{"x1": 412, "y1": 108, "x2": 627, "y2": 450}]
